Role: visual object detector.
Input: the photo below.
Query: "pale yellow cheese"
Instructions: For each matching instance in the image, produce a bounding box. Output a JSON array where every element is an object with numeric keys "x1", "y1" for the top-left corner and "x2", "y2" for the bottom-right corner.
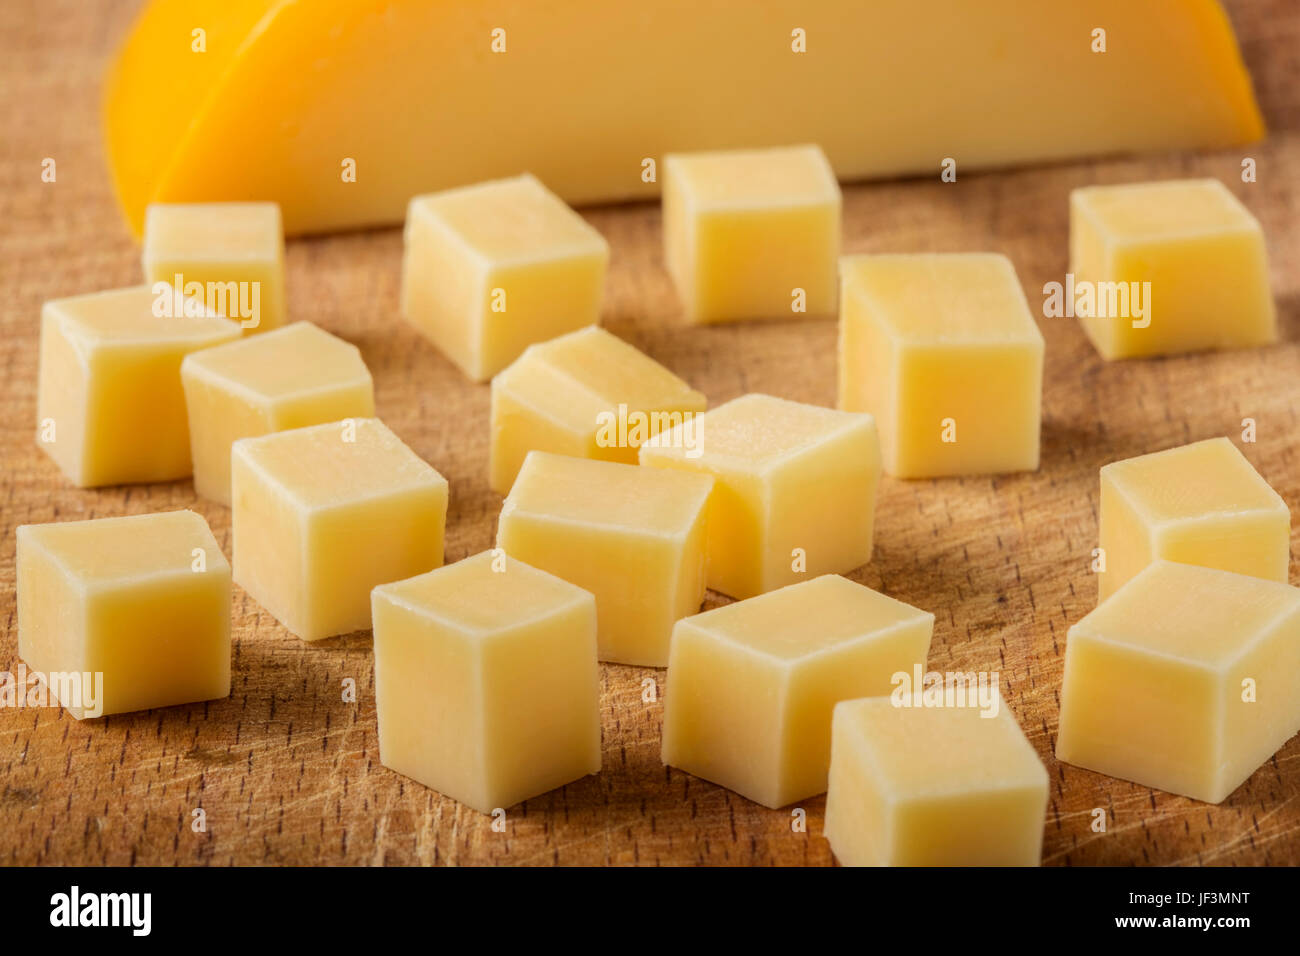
[
  {"x1": 498, "y1": 451, "x2": 713, "y2": 667},
  {"x1": 664, "y1": 145, "x2": 840, "y2": 323},
  {"x1": 641, "y1": 393, "x2": 880, "y2": 599},
  {"x1": 1070, "y1": 179, "x2": 1275, "y2": 359},
  {"x1": 1057, "y1": 560, "x2": 1300, "y2": 804},
  {"x1": 1098, "y1": 437, "x2": 1288, "y2": 601},
  {"x1": 36, "y1": 286, "x2": 241, "y2": 487},
  {"x1": 824, "y1": 696, "x2": 1048, "y2": 866},
  {"x1": 231, "y1": 418, "x2": 448, "y2": 641},
  {"x1": 142, "y1": 202, "x2": 287, "y2": 334},
  {"x1": 489, "y1": 326, "x2": 706, "y2": 495},
  {"x1": 16, "y1": 511, "x2": 231, "y2": 718},
  {"x1": 181, "y1": 322, "x2": 375, "y2": 505},
  {"x1": 372, "y1": 551, "x2": 600, "y2": 813},
  {"x1": 105, "y1": 1, "x2": 1264, "y2": 236},
  {"x1": 400, "y1": 174, "x2": 609, "y2": 382},
  {"x1": 839, "y1": 253, "x2": 1044, "y2": 478},
  {"x1": 661, "y1": 575, "x2": 933, "y2": 808}
]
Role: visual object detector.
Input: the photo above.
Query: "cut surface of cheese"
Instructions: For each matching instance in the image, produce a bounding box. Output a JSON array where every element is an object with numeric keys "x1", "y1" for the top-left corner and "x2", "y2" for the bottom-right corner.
[
  {"x1": 372, "y1": 551, "x2": 600, "y2": 813},
  {"x1": 664, "y1": 145, "x2": 840, "y2": 323},
  {"x1": 661, "y1": 575, "x2": 933, "y2": 808},
  {"x1": 231, "y1": 418, "x2": 448, "y2": 641},
  {"x1": 37, "y1": 286, "x2": 241, "y2": 487},
  {"x1": 142, "y1": 202, "x2": 286, "y2": 334},
  {"x1": 489, "y1": 326, "x2": 705, "y2": 494},
  {"x1": 106, "y1": 0, "x2": 1263, "y2": 235},
  {"x1": 839, "y1": 253, "x2": 1044, "y2": 478},
  {"x1": 16, "y1": 511, "x2": 231, "y2": 718},
  {"x1": 1057, "y1": 561, "x2": 1300, "y2": 804},
  {"x1": 824, "y1": 696, "x2": 1048, "y2": 866},
  {"x1": 400, "y1": 174, "x2": 608, "y2": 381},
  {"x1": 181, "y1": 321, "x2": 374, "y2": 505},
  {"x1": 1070, "y1": 179, "x2": 1275, "y2": 358},
  {"x1": 1098, "y1": 437, "x2": 1289, "y2": 600},
  {"x1": 498, "y1": 451, "x2": 713, "y2": 667},
  {"x1": 640, "y1": 393, "x2": 881, "y2": 599}
]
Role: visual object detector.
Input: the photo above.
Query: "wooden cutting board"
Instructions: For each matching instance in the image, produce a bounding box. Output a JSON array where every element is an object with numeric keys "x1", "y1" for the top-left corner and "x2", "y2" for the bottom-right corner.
[{"x1": 2, "y1": 0, "x2": 1297, "y2": 866}]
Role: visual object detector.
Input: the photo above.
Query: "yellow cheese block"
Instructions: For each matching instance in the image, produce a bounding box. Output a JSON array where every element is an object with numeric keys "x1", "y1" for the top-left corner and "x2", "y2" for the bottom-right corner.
[
  {"x1": 400, "y1": 174, "x2": 609, "y2": 382},
  {"x1": 839, "y1": 253, "x2": 1044, "y2": 478},
  {"x1": 489, "y1": 326, "x2": 706, "y2": 495},
  {"x1": 664, "y1": 145, "x2": 840, "y2": 323},
  {"x1": 105, "y1": 0, "x2": 1263, "y2": 235},
  {"x1": 640, "y1": 393, "x2": 880, "y2": 599},
  {"x1": 37, "y1": 286, "x2": 240, "y2": 487},
  {"x1": 498, "y1": 451, "x2": 713, "y2": 667},
  {"x1": 1070, "y1": 179, "x2": 1276, "y2": 359},
  {"x1": 824, "y1": 696, "x2": 1048, "y2": 866},
  {"x1": 17, "y1": 511, "x2": 231, "y2": 718},
  {"x1": 142, "y1": 202, "x2": 287, "y2": 335},
  {"x1": 1098, "y1": 437, "x2": 1289, "y2": 601},
  {"x1": 1057, "y1": 561, "x2": 1300, "y2": 804},
  {"x1": 372, "y1": 551, "x2": 601, "y2": 813},
  {"x1": 661, "y1": 575, "x2": 933, "y2": 808},
  {"x1": 181, "y1": 322, "x2": 375, "y2": 505},
  {"x1": 231, "y1": 418, "x2": 448, "y2": 641}
]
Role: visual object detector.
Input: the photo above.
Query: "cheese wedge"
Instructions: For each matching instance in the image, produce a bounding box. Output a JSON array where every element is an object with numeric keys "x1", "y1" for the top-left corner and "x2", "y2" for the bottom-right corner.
[{"x1": 105, "y1": 0, "x2": 1264, "y2": 235}]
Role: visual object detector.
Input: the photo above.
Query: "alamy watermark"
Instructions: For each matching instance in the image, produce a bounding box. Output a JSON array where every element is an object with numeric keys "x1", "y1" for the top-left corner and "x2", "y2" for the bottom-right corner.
[
  {"x1": 1043, "y1": 273, "x2": 1150, "y2": 328},
  {"x1": 890, "y1": 665, "x2": 1000, "y2": 717},
  {"x1": 596, "y1": 404, "x2": 703, "y2": 458},
  {"x1": 1, "y1": 663, "x2": 103, "y2": 717},
  {"x1": 152, "y1": 275, "x2": 261, "y2": 329},
  {"x1": 49, "y1": 886, "x2": 150, "y2": 936}
]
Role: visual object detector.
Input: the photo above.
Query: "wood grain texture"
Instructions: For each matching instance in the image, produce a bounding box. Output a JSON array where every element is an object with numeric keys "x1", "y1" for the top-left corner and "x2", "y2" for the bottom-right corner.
[{"x1": 1, "y1": 0, "x2": 1298, "y2": 866}]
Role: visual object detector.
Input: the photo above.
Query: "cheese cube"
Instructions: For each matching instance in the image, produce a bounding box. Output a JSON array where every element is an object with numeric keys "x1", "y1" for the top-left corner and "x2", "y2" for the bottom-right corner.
[
  {"x1": 639, "y1": 393, "x2": 880, "y2": 600},
  {"x1": 231, "y1": 418, "x2": 448, "y2": 641},
  {"x1": 37, "y1": 286, "x2": 240, "y2": 487},
  {"x1": 400, "y1": 174, "x2": 609, "y2": 381},
  {"x1": 824, "y1": 697, "x2": 1048, "y2": 866},
  {"x1": 1070, "y1": 179, "x2": 1275, "y2": 359},
  {"x1": 498, "y1": 451, "x2": 713, "y2": 666},
  {"x1": 838, "y1": 253, "x2": 1044, "y2": 478},
  {"x1": 663, "y1": 145, "x2": 840, "y2": 323},
  {"x1": 1057, "y1": 561, "x2": 1300, "y2": 804},
  {"x1": 142, "y1": 202, "x2": 287, "y2": 334},
  {"x1": 16, "y1": 511, "x2": 231, "y2": 718},
  {"x1": 181, "y1": 322, "x2": 375, "y2": 505},
  {"x1": 490, "y1": 325, "x2": 706, "y2": 494},
  {"x1": 661, "y1": 575, "x2": 933, "y2": 808},
  {"x1": 372, "y1": 551, "x2": 600, "y2": 813},
  {"x1": 1098, "y1": 437, "x2": 1288, "y2": 601}
]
